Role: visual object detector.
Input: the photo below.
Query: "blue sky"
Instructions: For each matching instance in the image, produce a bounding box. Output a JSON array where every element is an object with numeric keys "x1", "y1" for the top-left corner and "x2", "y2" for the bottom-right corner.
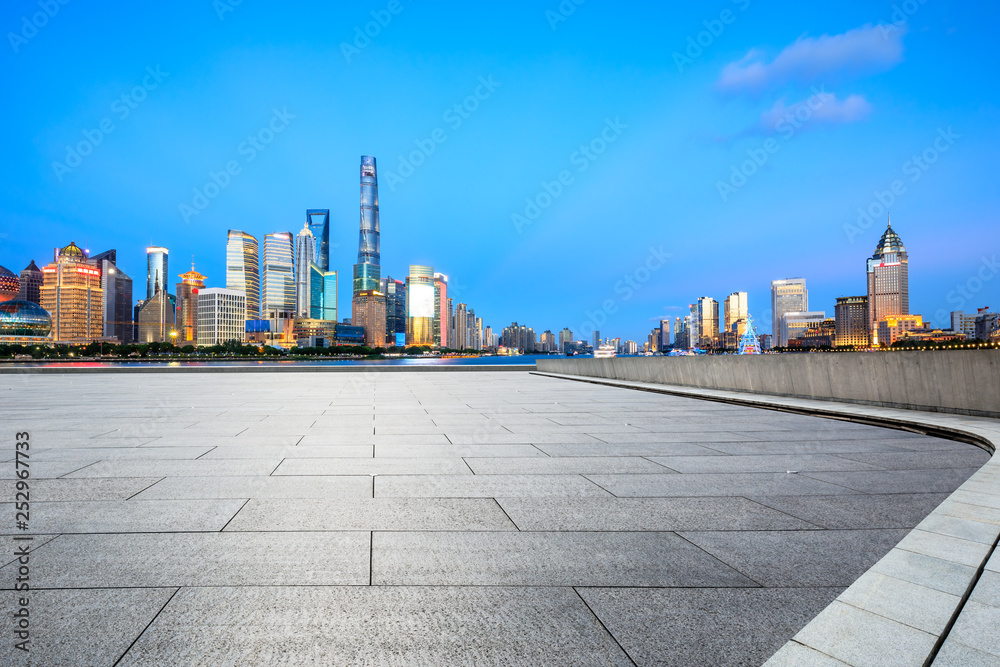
[{"x1": 1, "y1": 0, "x2": 998, "y2": 340}]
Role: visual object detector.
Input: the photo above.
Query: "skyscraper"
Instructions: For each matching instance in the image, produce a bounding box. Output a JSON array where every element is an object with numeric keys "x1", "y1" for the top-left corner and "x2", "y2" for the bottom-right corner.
[
  {"x1": 175, "y1": 266, "x2": 206, "y2": 346},
  {"x1": 197, "y1": 288, "x2": 246, "y2": 346},
  {"x1": 91, "y1": 250, "x2": 133, "y2": 344},
  {"x1": 354, "y1": 290, "x2": 387, "y2": 347},
  {"x1": 353, "y1": 156, "x2": 381, "y2": 296},
  {"x1": 226, "y1": 230, "x2": 260, "y2": 321},
  {"x1": 40, "y1": 242, "x2": 103, "y2": 342},
  {"x1": 659, "y1": 319, "x2": 671, "y2": 349},
  {"x1": 262, "y1": 232, "x2": 295, "y2": 316},
  {"x1": 381, "y1": 276, "x2": 406, "y2": 346},
  {"x1": 305, "y1": 209, "x2": 330, "y2": 271},
  {"x1": 697, "y1": 296, "x2": 719, "y2": 347},
  {"x1": 454, "y1": 303, "x2": 469, "y2": 349},
  {"x1": 295, "y1": 223, "x2": 315, "y2": 317},
  {"x1": 688, "y1": 304, "x2": 699, "y2": 348},
  {"x1": 867, "y1": 219, "x2": 909, "y2": 345},
  {"x1": 771, "y1": 278, "x2": 808, "y2": 339},
  {"x1": 433, "y1": 273, "x2": 448, "y2": 348},
  {"x1": 723, "y1": 291, "x2": 748, "y2": 348},
  {"x1": 406, "y1": 265, "x2": 435, "y2": 346},
  {"x1": 835, "y1": 296, "x2": 869, "y2": 348},
  {"x1": 308, "y1": 263, "x2": 337, "y2": 321},
  {"x1": 559, "y1": 327, "x2": 573, "y2": 353},
  {"x1": 17, "y1": 261, "x2": 42, "y2": 304},
  {"x1": 146, "y1": 246, "x2": 168, "y2": 301}
]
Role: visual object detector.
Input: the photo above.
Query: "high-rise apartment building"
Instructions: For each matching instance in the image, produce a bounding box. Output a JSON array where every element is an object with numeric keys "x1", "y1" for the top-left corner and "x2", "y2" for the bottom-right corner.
[
  {"x1": 226, "y1": 230, "x2": 260, "y2": 321},
  {"x1": 835, "y1": 296, "x2": 869, "y2": 348},
  {"x1": 262, "y1": 232, "x2": 295, "y2": 317},
  {"x1": 91, "y1": 250, "x2": 133, "y2": 344},
  {"x1": 558, "y1": 327, "x2": 573, "y2": 353},
  {"x1": 867, "y1": 220, "x2": 909, "y2": 345},
  {"x1": 433, "y1": 273, "x2": 448, "y2": 348},
  {"x1": 295, "y1": 222, "x2": 315, "y2": 317},
  {"x1": 197, "y1": 288, "x2": 246, "y2": 346},
  {"x1": 146, "y1": 246, "x2": 168, "y2": 301},
  {"x1": 175, "y1": 266, "x2": 206, "y2": 346},
  {"x1": 17, "y1": 261, "x2": 43, "y2": 304},
  {"x1": 771, "y1": 278, "x2": 808, "y2": 339},
  {"x1": 305, "y1": 209, "x2": 330, "y2": 271},
  {"x1": 453, "y1": 303, "x2": 469, "y2": 349},
  {"x1": 40, "y1": 242, "x2": 103, "y2": 342},
  {"x1": 539, "y1": 330, "x2": 555, "y2": 352},
  {"x1": 406, "y1": 265, "x2": 435, "y2": 346},
  {"x1": 659, "y1": 319, "x2": 671, "y2": 349},
  {"x1": 697, "y1": 296, "x2": 719, "y2": 347}
]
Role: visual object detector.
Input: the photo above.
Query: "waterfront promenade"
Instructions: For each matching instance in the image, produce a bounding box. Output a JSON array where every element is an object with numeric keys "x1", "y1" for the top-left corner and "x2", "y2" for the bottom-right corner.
[{"x1": 0, "y1": 369, "x2": 990, "y2": 665}]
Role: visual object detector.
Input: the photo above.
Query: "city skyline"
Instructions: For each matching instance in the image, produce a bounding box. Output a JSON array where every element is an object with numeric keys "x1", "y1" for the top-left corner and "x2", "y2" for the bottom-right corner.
[{"x1": 2, "y1": 3, "x2": 998, "y2": 341}]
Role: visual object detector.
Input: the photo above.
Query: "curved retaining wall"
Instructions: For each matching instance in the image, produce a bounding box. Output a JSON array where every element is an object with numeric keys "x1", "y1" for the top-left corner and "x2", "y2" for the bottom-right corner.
[{"x1": 537, "y1": 350, "x2": 1000, "y2": 418}]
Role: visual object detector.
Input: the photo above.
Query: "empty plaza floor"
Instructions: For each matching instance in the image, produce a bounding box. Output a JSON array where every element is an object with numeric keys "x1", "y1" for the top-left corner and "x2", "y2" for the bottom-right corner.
[{"x1": 0, "y1": 369, "x2": 990, "y2": 666}]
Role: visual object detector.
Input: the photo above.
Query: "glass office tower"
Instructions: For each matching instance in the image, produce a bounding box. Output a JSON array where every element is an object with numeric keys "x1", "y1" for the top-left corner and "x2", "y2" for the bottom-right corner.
[
  {"x1": 306, "y1": 209, "x2": 330, "y2": 272},
  {"x1": 146, "y1": 246, "x2": 168, "y2": 300},
  {"x1": 308, "y1": 262, "x2": 337, "y2": 321},
  {"x1": 433, "y1": 273, "x2": 448, "y2": 348},
  {"x1": 226, "y1": 230, "x2": 260, "y2": 321},
  {"x1": 771, "y1": 278, "x2": 808, "y2": 342},
  {"x1": 262, "y1": 232, "x2": 295, "y2": 315}
]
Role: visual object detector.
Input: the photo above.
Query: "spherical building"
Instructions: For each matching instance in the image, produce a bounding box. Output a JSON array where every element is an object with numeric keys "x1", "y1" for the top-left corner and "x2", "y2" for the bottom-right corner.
[
  {"x1": 0, "y1": 265, "x2": 19, "y2": 304},
  {"x1": 0, "y1": 299, "x2": 52, "y2": 343}
]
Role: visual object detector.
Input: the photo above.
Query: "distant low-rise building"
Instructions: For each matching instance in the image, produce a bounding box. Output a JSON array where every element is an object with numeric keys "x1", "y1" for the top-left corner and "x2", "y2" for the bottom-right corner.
[{"x1": 876, "y1": 314, "x2": 924, "y2": 346}]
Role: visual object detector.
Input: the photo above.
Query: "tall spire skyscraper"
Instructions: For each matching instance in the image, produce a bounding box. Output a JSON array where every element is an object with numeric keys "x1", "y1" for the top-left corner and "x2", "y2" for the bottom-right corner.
[
  {"x1": 352, "y1": 156, "x2": 386, "y2": 347},
  {"x1": 354, "y1": 156, "x2": 381, "y2": 295},
  {"x1": 867, "y1": 217, "x2": 909, "y2": 345}
]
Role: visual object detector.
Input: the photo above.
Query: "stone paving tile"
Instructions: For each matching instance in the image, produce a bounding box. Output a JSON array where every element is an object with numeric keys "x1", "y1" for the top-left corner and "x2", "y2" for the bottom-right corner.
[
  {"x1": 116, "y1": 586, "x2": 633, "y2": 666},
  {"x1": 704, "y1": 440, "x2": 918, "y2": 456},
  {"x1": 934, "y1": 640, "x2": 1000, "y2": 666},
  {"x1": 200, "y1": 444, "x2": 374, "y2": 459},
  {"x1": 30, "y1": 445, "x2": 214, "y2": 461},
  {"x1": 0, "y1": 532, "x2": 370, "y2": 588},
  {"x1": 0, "y1": 477, "x2": 162, "y2": 501},
  {"x1": 648, "y1": 454, "x2": 879, "y2": 474},
  {"x1": 132, "y1": 475, "x2": 373, "y2": 500},
  {"x1": 274, "y1": 457, "x2": 474, "y2": 476},
  {"x1": 496, "y1": 497, "x2": 816, "y2": 531},
  {"x1": 465, "y1": 456, "x2": 671, "y2": 475},
  {"x1": 0, "y1": 498, "x2": 246, "y2": 534},
  {"x1": 375, "y1": 473, "x2": 612, "y2": 497},
  {"x1": 536, "y1": 442, "x2": 728, "y2": 457},
  {"x1": 0, "y1": 587, "x2": 177, "y2": 667},
  {"x1": 225, "y1": 498, "x2": 517, "y2": 532},
  {"x1": 801, "y1": 468, "x2": 986, "y2": 494},
  {"x1": 679, "y1": 529, "x2": 911, "y2": 587},
  {"x1": 589, "y1": 472, "x2": 860, "y2": 498},
  {"x1": 373, "y1": 531, "x2": 757, "y2": 586},
  {"x1": 374, "y1": 443, "x2": 546, "y2": 458},
  {"x1": 578, "y1": 586, "x2": 841, "y2": 667},
  {"x1": 748, "y1": 493, "x2": 952, "y2": 530},
  {"x1": 833, "y1": 449, "x2": 991, "y2": 470},
  {"x1": 836, "y1": 570, "x2": 960, "y2": 635},
  {"x1": 62, "y1": 459, "x2": 284, "y2": 478}
]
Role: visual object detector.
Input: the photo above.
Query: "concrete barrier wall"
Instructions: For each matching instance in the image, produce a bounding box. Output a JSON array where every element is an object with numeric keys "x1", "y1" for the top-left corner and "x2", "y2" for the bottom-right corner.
[{"x1": 537, "y1": 350, "x2": 1000, "y2": 418}]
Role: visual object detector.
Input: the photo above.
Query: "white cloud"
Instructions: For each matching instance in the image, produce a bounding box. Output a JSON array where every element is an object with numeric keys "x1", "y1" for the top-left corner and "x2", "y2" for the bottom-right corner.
[{"x1": 757, "y1": 91, "x2": 873, "y2": 134}]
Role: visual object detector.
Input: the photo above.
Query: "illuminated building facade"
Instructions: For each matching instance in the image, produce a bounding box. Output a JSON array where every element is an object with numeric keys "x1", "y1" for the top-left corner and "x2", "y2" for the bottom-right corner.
[
  {"x1": 17, "y1": 261, "x2": 42, "y2": 304},
  {"x1": 723, "y1": 291, "x2": 748, "y2": 348},
  {"x1": 295, "y1": 223, "x2": 315, "y2": 317},
  {"x1": 91, "y1": 249, "x2": 133, "y2": 344},
  {"x1": 697, "y1": 296, "x2": 719, "y2": 348},
  {"x1": 780, "y1": 311, "x2": 827, "y2": 348},
  {"x1": 226, "y1": 230, "x2": 260, "y2": 321},
  {"x1": 137, "y1": 286, "x2": 176, "y2": 343},
  {"x1": 867, "y1": 220, "x2": 909, "y2": 345},
  {"x1": 39, "y1": 242, "x2": 103, "y2": 343},
  {"x1": 146, "y1": 246, "x2": 168, "y2": 300},
  {"x1": 877, "y1": 314, "x2": 923, "y2": 346},
  {"x1": 771, "y1": 278, "x2": 808, "y2": 345},
  {"x1": 381, "y1": 276, "x2": 406, "y2": 346},
  {"x1": 835, "y1": 296, "x2": 869, "y2": 348},
  {"x1": 0, "y1": 265, "x2": 19, "y2": 303},
  {"x1": 433, "y1": 273, "x2": 448, "y2": 348},
  {"x1": 197, "y1": 288, "x2": 246, "y2": 346},
  {"x1": 406, "y1": 265, "x2": 435, "y2": 346},
  {"x1": 175, "y1": 267, "x2": 206, "y2": 346}
]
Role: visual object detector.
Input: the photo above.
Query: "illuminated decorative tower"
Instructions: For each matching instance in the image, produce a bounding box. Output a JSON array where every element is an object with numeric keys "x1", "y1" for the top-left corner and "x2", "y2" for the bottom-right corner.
[
  {"x1": 867, "y1": 217, "x2": 909, "y2": 345},
  {"x1": 738, "y1": 315, "x2": 762, "y2": 355}
]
